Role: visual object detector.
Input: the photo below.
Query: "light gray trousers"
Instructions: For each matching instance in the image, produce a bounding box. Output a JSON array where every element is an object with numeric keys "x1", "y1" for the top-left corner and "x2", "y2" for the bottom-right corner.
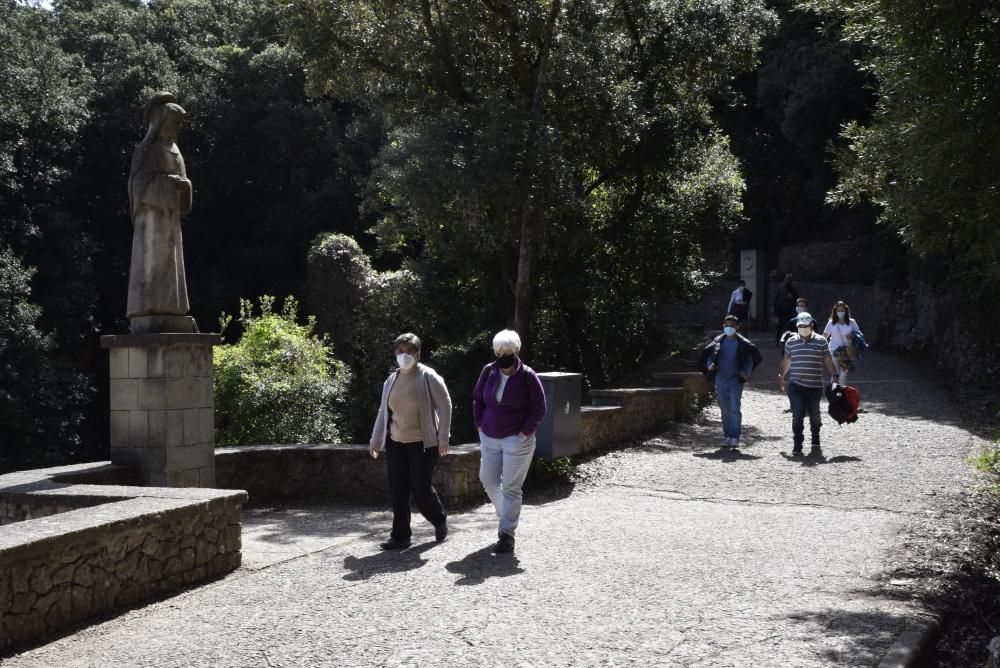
[{"x1": 478, "y1": 432, "x2": 536, "y2": 538}]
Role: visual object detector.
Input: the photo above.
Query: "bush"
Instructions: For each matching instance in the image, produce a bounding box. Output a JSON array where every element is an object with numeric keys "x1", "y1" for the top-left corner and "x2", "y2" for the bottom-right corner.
[
  {"x1": 214, "y1": 295, "x2": 349, "y2": 445},
  {"x1": 967, "y1": 437, "x2": 1000, "y2": 497}
]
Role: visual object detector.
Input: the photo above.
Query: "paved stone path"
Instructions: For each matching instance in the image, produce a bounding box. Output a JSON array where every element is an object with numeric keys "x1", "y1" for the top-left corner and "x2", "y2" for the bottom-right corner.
[{"x1": 3, "y1": 345, "x2": 986, "y2": 667}]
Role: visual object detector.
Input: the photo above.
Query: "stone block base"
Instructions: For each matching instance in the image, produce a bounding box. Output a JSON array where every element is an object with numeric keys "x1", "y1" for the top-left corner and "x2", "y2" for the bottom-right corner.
[{"x1": 101, "y1": 333, "x2": 221, "y2": 487}]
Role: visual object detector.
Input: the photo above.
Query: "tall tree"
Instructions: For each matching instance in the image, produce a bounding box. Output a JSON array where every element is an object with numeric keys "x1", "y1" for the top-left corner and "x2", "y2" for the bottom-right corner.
[
  {"x1": 289, "y1": 0, "x2": 776, "y2": 363},
  {"x1": 0, "y1": 0, "x2": 96, "y2": 468}
]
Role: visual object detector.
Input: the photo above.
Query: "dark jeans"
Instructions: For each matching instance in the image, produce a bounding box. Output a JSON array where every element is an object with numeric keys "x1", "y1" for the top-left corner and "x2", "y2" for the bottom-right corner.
[
  {"x1": 385, "y1": 438, "x2": 446, "y2": 540},
  {"x1": 787, "y1": 382, "x2": 822, "y2": 448}
]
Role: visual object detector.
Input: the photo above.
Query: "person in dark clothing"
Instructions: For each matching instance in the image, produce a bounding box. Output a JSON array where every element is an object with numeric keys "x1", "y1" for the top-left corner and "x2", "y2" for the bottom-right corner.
[
  {"x1": 779, "y1": 297, "x2": 819, "y2": 345},
  {"x1": 698, "y1": 315, "x2": 763, "y2": 449},
  {"x1": 772, "y1": 274, "x2": 798, "y2": 346}
]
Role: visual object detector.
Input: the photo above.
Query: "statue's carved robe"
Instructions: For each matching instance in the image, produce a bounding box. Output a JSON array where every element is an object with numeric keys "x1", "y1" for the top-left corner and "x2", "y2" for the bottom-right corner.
[{"x1": 126, "y1": 140, "x2": 192, "y2": 317}]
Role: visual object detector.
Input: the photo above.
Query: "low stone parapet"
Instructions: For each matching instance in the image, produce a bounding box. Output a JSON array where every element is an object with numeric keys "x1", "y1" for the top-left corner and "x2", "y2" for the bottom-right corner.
[
  {"x1": 215, "y1": 443, "x2": 484, "y2": 509},
  {"x1": 216, "y1": 379, "x2": 713, "y2": 503},
  {"x1": 650, "y1": 371, "x2": 713, "y2": 396},
  {"x1": 0, "y1": 463, "x2": 246, "y2": 652},
  {"x1": 587, "y1": 387, "x2": 692, "y2": 446}
]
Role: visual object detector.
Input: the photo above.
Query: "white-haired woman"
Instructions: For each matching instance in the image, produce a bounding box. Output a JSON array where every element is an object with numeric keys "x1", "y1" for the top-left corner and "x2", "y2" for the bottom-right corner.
[
  {"x1": 369, "y1": 333, "x2": 452, "y2": 550},
  {"x1": 472, "y1": 329, "x2": 547, "y2": 553}
]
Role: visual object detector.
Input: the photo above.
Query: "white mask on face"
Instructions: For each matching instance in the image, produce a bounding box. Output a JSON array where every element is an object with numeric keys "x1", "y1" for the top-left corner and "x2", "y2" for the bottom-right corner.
[
  {"x1": 396, "y1": 353, "x2": 416, "y2": 370},
  {"x1": 723, "y1": 326, "x2": 736, "y2": 337},
  {"x1": 795, "y1": 306, "x2": 806, "y2": 313},
  {"x1": 837, "y1": 311, "x2": 847, "y2": 320},
  {"x1": 797, "y1": 327, "x2": 812, "y2": 337}
]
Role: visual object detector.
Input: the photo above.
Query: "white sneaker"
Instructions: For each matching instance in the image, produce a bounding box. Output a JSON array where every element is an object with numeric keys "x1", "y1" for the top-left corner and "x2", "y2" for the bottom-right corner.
[
  {"x1": 723, "y1": 437, "x2": 733, "y2": 447},
  {"x1": 731, "y1": 439, "x2": 740, "y2": 449}
]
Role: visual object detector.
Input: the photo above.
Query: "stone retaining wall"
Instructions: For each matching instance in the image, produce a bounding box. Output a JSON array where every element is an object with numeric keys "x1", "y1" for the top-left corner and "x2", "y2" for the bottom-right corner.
[
  {"x1": 218, "y1": 375, "x2": 712, "y2": 506},
  {"x1": 0, "y1": 464, "x2": 246, "y2": 652},
  {"x1": 216, "y1": 443, "x2": 484, "y2": 508}
]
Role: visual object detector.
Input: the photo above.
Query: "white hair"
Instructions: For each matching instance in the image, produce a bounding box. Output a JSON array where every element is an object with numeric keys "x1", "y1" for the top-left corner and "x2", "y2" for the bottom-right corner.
[{"x1": 492, "y1": 329, "x2": 521, "y2": 355}]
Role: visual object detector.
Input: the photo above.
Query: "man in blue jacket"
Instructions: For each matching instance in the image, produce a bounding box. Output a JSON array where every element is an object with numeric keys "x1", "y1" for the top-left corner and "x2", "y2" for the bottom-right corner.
[{"x1": 700, "y1": 315, "x2": 763, "y2": 449}]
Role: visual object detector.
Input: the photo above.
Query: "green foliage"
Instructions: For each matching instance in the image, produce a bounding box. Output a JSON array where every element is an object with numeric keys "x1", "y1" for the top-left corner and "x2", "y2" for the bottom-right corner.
[
  {"x1": 530, "y1": 456, "x2": 573, "y2": 484},
  {"x1": 214, "y1": 296, "x2": 349, "y2": 445},
  {"x1": 721, "y1": 0, "x2": 876, "y2": 248},
  {"x1": 289, "y1": 0, "x2": 777, "y2": 386},
  {"x1": 805, "y1": 0, "x2": 1000, "y2": 305},
  {"x1": 0, "y1": 248, "x2": 90, "y2": 472},
  {"x1": 966, "y1": 438, "x2": 1000, "y2": 497}
]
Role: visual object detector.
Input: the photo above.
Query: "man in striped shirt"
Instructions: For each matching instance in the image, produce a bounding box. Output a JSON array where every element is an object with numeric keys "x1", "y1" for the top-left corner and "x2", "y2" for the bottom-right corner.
[{"x1": 778, "y1": 312, "x2": 840, "y2": 455}]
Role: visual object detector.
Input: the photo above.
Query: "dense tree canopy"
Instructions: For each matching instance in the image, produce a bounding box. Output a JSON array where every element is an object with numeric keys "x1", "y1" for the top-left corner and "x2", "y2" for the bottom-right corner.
[
  {"x1": 807, "y1": 0, "x2": 1000, "y2": 305},
  {"x1": 14, "y1": 0, "x2": 987, "y2": 461}
]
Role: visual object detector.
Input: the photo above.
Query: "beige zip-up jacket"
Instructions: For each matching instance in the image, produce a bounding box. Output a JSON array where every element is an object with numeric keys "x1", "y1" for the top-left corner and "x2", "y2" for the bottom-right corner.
[{"x1": 369, "y1": 363, "x2": 452, "y2": 451}]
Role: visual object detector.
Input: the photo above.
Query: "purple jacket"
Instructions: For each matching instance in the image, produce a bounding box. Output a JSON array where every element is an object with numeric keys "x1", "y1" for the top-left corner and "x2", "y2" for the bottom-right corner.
[{"x1": 472, "y1": 358, "x2": 547, "y2": 439}]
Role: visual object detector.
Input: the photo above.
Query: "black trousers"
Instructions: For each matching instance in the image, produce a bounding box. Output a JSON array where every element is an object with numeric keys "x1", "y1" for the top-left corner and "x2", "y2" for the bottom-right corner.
[
  {"x1": 775, "y1": 311, "x2": 794, "y2": 342},
  {"x1": 385, "y1": 438, "x2": 446, "y2": 540}
]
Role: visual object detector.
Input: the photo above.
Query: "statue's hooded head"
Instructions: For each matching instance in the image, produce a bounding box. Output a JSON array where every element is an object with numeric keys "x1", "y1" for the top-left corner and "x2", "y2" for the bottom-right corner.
[
  {"x1": 138, "y1": 92, "x2": 187, "y2": 145},
  {"x1": 129, "y1": 92, "x2": 187, "y2": 217},
  {"x1": 157, "y1": 103, "x2": 186, "y2": 142}
]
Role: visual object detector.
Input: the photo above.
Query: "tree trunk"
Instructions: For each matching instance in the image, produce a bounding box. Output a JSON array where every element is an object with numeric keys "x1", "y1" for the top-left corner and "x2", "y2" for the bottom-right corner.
[
  {"x1": 560, "y1": 293, "x2": 606, "y2": 388},
  {"x1": 510, "y1": 0, "x2": 562, "y2": 358},
  {"x1": 513, "y1": 205, "x2": 537, "y2": 357}
]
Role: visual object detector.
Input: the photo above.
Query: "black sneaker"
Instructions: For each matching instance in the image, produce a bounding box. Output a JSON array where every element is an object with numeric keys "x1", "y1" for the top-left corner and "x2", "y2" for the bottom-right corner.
[
  {"x1": 379, "y1": 537, "x2": 410, "y2": 551},
  {"x1": 494, "y1": 533, "x2": 515, "y2": 553},
  {"x1": 435, "y1": 520, "x2": 448, "y2": 543},
  {"x1": 791, "y1": 446, "x2": 803, "y2": 456}
]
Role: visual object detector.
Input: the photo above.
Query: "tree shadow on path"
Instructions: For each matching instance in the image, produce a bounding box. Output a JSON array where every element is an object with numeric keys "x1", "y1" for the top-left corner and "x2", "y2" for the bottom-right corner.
[
  {"x1": 445, "y1": 545, "x2": 525, "y2": 586},
  {"x1": 779, "y1": 447, "x2": 862, "y2": 466},
  {"x1": 783, "y1": 607, "x2": 911, "y2": 665},
  {"x1": 342, "y1": 541, "x2": 439, "y2": 581}
]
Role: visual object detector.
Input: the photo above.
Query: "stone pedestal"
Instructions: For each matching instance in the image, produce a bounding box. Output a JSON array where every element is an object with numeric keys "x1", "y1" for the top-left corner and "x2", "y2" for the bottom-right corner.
[{"x1": 100, "y1": 333, "x2": 221, "y2": 487}]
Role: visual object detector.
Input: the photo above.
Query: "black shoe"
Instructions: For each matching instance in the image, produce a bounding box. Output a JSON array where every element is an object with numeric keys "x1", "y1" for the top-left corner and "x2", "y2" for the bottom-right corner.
[
  {"x1": 379, "y1": 537, "x2": 410, "y2": 551},
  {"x1": 435, "y1": 520, "x2": 448, "y2": 543},
  {"x1": 494, "y1": 533, "x2": 515, "y2": 553},
  {"x1": 791, "y1": 446, "x2": 803, "y2": 456}
]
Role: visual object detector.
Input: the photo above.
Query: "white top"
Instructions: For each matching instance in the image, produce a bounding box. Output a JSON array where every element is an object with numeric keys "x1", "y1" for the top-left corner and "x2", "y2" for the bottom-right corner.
[
  {"x1": 823, "y1": 318, "x2": 862, "y2": 352},
  {"x1": 727, "y1": 287, "x2": 746, "y2": 314},
  {"x1": 495, "y1": 372, "x2": 510, "y2": 402}
]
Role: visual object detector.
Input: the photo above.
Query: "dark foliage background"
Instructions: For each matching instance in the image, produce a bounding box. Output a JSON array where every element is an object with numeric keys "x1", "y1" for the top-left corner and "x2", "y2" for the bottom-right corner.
[{"x1": 2, "y1": 0, "x2": 995, "y2": 468}]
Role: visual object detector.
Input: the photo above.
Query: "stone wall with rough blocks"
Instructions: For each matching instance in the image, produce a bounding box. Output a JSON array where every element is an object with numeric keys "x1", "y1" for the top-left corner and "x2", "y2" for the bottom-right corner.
[
  {"x1": 588, "y1": 387, "x2": 689, "y2": 444},
  {"x1": 0, "y1": 463, "x2": 246, "y2": 652},
  {"x1": 216, "y1": 378, "x2": 712, "y2": 506},
  {"x1": 215, "y1": 443, "x2": 485, "y2": 509},
  {"x1": 102, "y1": 334, "x2": 220, "y2": 487}
]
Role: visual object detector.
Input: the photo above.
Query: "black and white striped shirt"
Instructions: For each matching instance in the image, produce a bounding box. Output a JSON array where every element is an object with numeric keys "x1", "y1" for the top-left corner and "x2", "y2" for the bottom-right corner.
[{"x1": 784, "y1": 334, "x2": 831, "y2": 388}]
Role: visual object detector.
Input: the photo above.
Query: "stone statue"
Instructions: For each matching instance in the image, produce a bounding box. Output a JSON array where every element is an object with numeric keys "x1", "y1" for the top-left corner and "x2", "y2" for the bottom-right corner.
[{"x1": 126, "y1": 91, "x2": 197, "y2": 334}]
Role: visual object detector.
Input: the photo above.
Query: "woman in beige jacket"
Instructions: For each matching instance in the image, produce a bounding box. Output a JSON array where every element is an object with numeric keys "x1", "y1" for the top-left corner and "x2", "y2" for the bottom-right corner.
[{"x1": 369, "y1": 333, "x2": 452, "y2": 550}]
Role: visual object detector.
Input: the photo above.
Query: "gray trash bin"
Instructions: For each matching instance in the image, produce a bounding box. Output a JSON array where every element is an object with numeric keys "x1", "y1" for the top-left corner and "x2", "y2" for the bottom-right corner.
[{"x1": 534, "y1": 372, "x2": 582, "y2": 460}]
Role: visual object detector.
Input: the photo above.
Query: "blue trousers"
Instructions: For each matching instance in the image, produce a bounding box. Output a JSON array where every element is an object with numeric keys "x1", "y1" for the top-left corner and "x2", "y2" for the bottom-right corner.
[{"x1": 716, "y1": 376, "x2": 745, "y2": 439}]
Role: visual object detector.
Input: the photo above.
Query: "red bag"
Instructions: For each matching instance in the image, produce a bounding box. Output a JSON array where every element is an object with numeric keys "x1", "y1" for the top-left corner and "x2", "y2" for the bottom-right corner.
[
  {"x1": 827, "y1": 385, "x2": 860, "y2": 425},
  {"x1": 843, "y1": 386, "x2": 860, "y2": 423}
]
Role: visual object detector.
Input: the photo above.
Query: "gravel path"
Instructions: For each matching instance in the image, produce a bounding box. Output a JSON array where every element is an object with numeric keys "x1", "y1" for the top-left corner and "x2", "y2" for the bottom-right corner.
[{"x1": 2, "y1": 344, "x2": 986, "y2": 667}]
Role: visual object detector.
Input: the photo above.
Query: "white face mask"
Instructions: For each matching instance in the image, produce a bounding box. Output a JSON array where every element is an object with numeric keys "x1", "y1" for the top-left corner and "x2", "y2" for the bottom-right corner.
[
  {"x1": 797, "y1": 327, "x2": 812, "y2": 337},
  {"x1": 795, "y1": 306, "x2": 806, "y2": 313},
  {"x1": 723, "y1": 326, "x2": 736, "y2": 337},
  {"x1": 836, "y1": 311, "x2": 847, "y2": 320},
  {"x1": 396, "y1": 353, "x2": 416, "y2": 370}
]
